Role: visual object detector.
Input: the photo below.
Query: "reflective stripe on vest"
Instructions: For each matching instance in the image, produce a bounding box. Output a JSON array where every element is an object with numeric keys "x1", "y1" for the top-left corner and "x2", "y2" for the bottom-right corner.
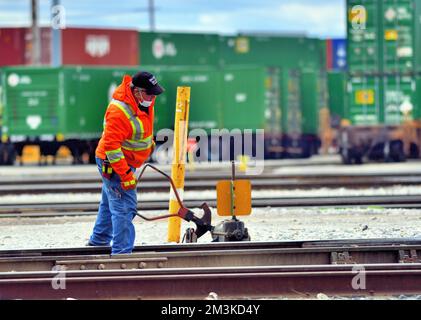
[
  {"x1": 109, "y1": 99, "x2": 153, "y2": 151},
  {"x1": 110, "y1": 99, "x2": 144, "y2": 141},
  {"x1": 122, "y1": 135, "x2": 153, "y2": 151},
  {"x1": 105, "y1": 148, "x2": 125, "y2": 163}
]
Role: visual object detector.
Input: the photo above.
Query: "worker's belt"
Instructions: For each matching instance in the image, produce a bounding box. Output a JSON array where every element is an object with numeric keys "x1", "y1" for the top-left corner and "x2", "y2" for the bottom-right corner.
[{"x1": 101, "y1": 159, "x2": 114, "y2": 180}]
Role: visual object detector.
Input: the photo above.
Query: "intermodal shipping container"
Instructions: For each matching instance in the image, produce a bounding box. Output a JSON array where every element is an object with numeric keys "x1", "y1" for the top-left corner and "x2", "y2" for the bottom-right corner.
[
  {"x1": 347, "y1": 0, "x2": 421, "y2": 74},
  {"x1": 24, "y1": 27, "x2": 51, "y2": 65},
  {"x1": 0, "y1": 28, "x2": 26, "y2": 66},
  {"x1": 150, "y1": 66, "x2": 270, "y2": 133},
  {"x1": 300, "y1": 70, "x2": 326, "y2": 135},
  {"x1": 381, "y1": 0, "x2": 421, "y2": 73},
  {"x1": 157, "y1": 67, "x2": 220, "y2": 133},
  {"x1": 62, "y1": 28, "x2": 139, "y2": 66},
  {"x1": 327, "y1": 71, "x2": 347, "y2": 125},
  {"x1": 1, "y1": 66, "x2": 149, "y2": 140},
  {"x1": 220, "y1": 35, "x2": 323, "y2": 70},
  {"x1": 280, "y1": 69, "x2": 302, "y2": 135},
  {"x1": 219, "y1": 66, "x2": 267, "y2": 131},
  {"x1": 139, "y1": 32, "x2": 220, "y2": 66},
  {"x1": 347, "y1": 0, "x2": 382, "y2": 74},
  {"x1": 382, "y1": 74, "x2": 419, "y2": 124},
  {"x1": 326, "y1": 39, "x2": 347, "y2": 71},
  {"x1": 345, "y1": 74, "x2": 420, "y2": 125},
  {"x1": 346, "y1": 76, "x2": 381, "y2": 125},
  {"x1": 264, "y1": 67, "x2": 282, "y2": 134},
  {"x1": 0, "y1": 27, "x2": 139, "y2": 66}
]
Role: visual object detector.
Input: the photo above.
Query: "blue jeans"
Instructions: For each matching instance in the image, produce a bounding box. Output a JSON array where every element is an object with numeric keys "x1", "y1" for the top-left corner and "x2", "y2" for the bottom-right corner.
[{"x1": 89, "y1": 157, "x2": 137, "y2": 254}]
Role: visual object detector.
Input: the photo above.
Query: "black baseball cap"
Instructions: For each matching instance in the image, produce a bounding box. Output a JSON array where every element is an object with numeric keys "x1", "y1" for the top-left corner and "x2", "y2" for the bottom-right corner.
[{"x1": 131, "y1": 71, "x2": 164, "y2": 95}]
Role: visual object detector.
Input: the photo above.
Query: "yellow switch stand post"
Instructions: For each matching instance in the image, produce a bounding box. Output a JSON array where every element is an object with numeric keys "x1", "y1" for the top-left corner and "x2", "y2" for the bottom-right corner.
[{"x1": 167, "y1": 87, "x2": 191, "y2": 243}]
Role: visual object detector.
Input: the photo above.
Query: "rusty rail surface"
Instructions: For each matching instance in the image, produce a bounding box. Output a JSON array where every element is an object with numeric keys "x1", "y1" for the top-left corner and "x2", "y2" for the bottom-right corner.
[
  {"x1": 2, "y1": 238, "x2": 421, "y2": 257},
  {"x1": 1, "y1": 176, "x2": 421, "y2": 195},
  {"x1": 0, "y1": 239, "x2": 421, "y2": 299},
  {"x1": 0, "y1": 244, "x2": 420, "y2": 273},
  {"x1": 1, "y1": 264, "x2": 421, "y2": 299},
  {"x1": 2, "y1": 194, "x2": 421, "y2": 218}
]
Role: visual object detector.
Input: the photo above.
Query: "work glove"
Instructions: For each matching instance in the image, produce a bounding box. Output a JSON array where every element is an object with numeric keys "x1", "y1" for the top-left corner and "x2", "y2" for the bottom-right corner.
[{"x1": 120, "y1": 170, "x2": 137, "y2": 191}]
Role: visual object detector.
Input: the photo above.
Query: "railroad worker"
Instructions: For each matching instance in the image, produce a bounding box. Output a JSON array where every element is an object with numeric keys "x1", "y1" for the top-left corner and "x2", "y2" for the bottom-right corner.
[{"x1": 88, "y1": 71, "x2": 164, "y2": 254}]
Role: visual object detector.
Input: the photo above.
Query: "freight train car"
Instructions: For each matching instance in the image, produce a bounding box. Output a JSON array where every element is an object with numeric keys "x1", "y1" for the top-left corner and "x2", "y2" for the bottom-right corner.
[
  {"x1": 0, "y1": 65, "x2": 275, "y2": 164},
  {"x1": 337, "y1": 0, "x2": 421, "y2": 164},
  {"x1": 150, "y1": 66, "x2": 270, "y2": 163},
  {"x1": 0, "y1": 66, "x2": 146, "y2": 164},
  {"x1": 274, "y1": 69, "x2": 326, "y2": 158},
  {"x1": 339, "y1": 74, "x2": 421, "y2": 164},
  {"x1": 219, "y1": 34, "x2": 327, "y2": 158}
]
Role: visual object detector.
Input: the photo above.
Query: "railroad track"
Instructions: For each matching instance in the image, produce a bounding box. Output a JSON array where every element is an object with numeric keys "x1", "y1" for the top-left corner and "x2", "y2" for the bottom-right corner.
[
  {"x1": 0, "y1": 169, "x2": 419, "y2": 185},
  {"x1": 0, "y1": 239, "x2": 420, "y2": 299},
  {"x1": 1, "y1": 194, "x2": 421, "y2": 218},
  {"x1": 2, "y1": 175, "x2": 421, "y2": 195}
]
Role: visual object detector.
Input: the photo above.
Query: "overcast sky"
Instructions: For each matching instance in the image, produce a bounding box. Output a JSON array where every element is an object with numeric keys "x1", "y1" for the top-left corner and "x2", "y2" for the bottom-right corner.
[{"x1": 0, "y1": 0, "x2": 346, "y2": 38}]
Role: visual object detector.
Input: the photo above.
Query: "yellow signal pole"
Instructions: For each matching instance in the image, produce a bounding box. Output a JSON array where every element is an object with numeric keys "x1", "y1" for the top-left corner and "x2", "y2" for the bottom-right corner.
[{"x1": 167, "y1": 86, "x2": 191, "y2": 242}]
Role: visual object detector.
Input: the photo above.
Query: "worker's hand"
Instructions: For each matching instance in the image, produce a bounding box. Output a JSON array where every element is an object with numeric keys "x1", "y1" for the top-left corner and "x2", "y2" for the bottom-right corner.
[{"x1": 120, "y1": 171, "x2": 137, "y2": 191}]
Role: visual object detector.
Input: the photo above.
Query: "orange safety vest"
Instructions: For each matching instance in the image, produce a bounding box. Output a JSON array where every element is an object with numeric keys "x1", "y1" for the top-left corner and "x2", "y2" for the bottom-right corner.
[{"x1": 96, "y1": 75, "x2": 155, "y2": 177}]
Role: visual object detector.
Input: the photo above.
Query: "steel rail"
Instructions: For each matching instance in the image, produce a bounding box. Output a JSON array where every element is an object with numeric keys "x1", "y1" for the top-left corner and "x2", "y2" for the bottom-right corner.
[
  {"x1": 1, "y1": 264, "x2": 421, "y2": 299},
  {"x1": 2, "y1": 238, "x2": 421, "y2": 258},
  {"x1": 0, "y1": 243, "x2": 420, "y2": 272},
  {"x1": 1, "y1": 176, "x2": 421, "y2": 195},
  {"x1": 2, "y1": 195, "x2": 421, "y2": 218},
  {"x1": 1, "y1": 171, "x2": 420, "y2": 185}
]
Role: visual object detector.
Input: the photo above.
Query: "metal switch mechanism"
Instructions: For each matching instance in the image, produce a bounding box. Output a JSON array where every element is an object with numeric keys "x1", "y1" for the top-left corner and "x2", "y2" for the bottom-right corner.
[
  {"x1": 213, "y1": 161, "x2": 252, "y2": 242},
  {"x1": 134, "y1": 161, "x2": 252, "y2": 243}
]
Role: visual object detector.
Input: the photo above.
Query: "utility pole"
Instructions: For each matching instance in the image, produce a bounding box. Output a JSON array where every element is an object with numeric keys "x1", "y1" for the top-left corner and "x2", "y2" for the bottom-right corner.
[
  {"x1": 51, "y1": 0, "x2": 62, "y2": 67},
  {"x1": 149, "y1": 0, "x2": 155, "y2": 31},
  {"x1": 31, "y1": 0, "x2": 41, "y2": 65}
]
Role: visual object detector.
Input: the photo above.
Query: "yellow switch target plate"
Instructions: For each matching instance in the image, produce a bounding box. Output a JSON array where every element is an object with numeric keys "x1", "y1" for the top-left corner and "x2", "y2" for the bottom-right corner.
[{"x1": 216, "y1": 180, "x2": 252, "y2": 216}]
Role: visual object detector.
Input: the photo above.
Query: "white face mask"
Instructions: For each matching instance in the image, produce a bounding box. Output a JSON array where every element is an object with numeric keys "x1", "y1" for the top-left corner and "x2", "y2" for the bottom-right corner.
[{"x1": 140, "y1": 100, "x2": 153, "y2": 108}]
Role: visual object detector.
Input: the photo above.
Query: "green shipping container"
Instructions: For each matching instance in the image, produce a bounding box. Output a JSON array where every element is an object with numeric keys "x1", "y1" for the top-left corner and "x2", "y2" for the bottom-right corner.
[
  {"x1": 156, "y1": 66, "x2": 270, "y2": 134},
  {"x1": 3, "y1": 67, "x2": 63, "y2": 139},
  {"x1": 280, "y1": 69, "x2": 302, "y2": 135},
  {"x1": 1, "y1": 66, "x2": 164, "y2": 140},
  {"x1": 347, "y1": 0, "x2": 421, "y2": 74},
  {"x1": 264, "y1": 67, "x2": 282, "y2": 134},
  {"x1": 220, "y1": 35, "x2": 323, "y2": 70},
  {"x1": 160, "y1": 67, "x2": 221, "y2": 133},
  {"x1": 346, "y1": 74, "x2": 420, "y2": 125},
  {"x1": 220, "y1": 66, "x2": 267, "y2": 131},
  {"x1": 382, "y1": 75, "x2": 419, "y2": 124},
  {"x1": 347, "y1": 0, "x2": 382, "y2": 74},
  {"x1": 139, "y1": 32, "x2": 220, "y2": 66},
  {"x1": 381, "y1": 0, "x2": 421, "y2": 73},
  {"x1": 327, "y1": 71, "x2": 347, "y2": 122},
  {"x1": 346, "y1": 76, "x2": 381, "y2": 125},
  {"x1": 300, "y1": 70, "x2": 327, "y2": 135}
]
